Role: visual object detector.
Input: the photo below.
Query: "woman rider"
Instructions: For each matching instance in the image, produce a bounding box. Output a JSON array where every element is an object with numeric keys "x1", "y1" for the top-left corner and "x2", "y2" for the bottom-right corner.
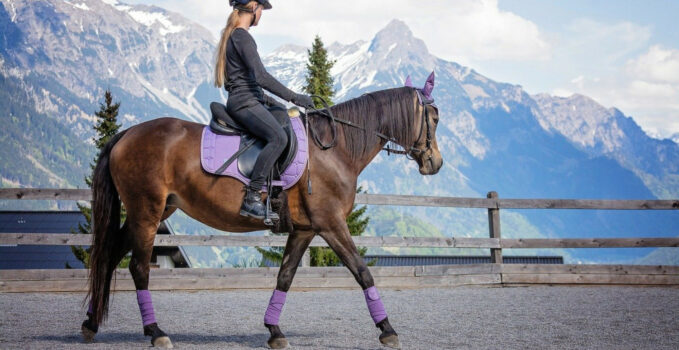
[{"x1": 214, "y1": 0, "x2": 314, "y2": 220}]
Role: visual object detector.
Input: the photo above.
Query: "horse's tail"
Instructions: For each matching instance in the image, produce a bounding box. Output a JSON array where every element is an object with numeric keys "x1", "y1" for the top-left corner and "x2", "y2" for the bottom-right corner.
[{"x1": 87, "y1": 129, "x2": 129, "y2": 325}]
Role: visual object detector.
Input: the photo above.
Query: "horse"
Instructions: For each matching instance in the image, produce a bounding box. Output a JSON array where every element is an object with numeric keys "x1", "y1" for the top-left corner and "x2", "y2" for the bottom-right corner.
[{"x1": 82, "y1": 72, "x2": 443, "y2": 349}]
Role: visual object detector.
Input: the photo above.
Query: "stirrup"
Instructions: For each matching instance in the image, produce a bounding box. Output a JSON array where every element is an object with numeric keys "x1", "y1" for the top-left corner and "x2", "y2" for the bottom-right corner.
[
  {"x1": 263, "y1": 211, "x2": 279, "y2": 226},
  {"x1": 263, "y1": 169, "x2": 279, "y2": 226}
]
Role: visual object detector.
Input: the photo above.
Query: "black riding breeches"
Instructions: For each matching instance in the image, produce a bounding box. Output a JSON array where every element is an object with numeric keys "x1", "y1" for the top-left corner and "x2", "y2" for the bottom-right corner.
[{"x1": 226, "y1": 102, "x2": 290, "y2": 190}]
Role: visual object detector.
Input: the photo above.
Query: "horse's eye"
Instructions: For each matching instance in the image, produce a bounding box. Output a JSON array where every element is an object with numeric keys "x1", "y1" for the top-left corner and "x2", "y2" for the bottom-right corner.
[{"x1": 429, "y1": 106, "x2": 439, "y2": 122}]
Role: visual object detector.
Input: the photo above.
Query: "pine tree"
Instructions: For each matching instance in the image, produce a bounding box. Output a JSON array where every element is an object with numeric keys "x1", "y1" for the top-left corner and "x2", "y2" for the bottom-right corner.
[
  {"x1": 70, "y1": 90, "x2": 129, "y2": 269},
  {"x1": 303, "y1": 35, "x2": 336, "y2": 109},
  {"x1": 255, "y1": 246, "x2": 284, "y2": 266}
]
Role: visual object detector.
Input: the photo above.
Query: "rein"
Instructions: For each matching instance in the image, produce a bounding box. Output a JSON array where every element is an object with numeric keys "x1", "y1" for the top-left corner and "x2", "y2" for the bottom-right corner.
[{"x1": 306, "y1": 91, "x2": 434, "y2": 158}]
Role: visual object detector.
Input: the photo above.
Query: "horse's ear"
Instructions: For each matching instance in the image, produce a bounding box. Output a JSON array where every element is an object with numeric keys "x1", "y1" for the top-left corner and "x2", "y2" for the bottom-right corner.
[
  {"x1": 404, "y1": 75, "x2": 413, "y2": 87},
  {"x1": 422, "y1": 71, "x2": 435, "y2": 99}
]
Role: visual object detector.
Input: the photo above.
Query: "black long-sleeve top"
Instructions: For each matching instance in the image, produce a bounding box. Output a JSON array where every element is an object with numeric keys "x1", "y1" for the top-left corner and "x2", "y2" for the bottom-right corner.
[{"x1": 225, "y1": 27, "x2": 295, "y2": 110}]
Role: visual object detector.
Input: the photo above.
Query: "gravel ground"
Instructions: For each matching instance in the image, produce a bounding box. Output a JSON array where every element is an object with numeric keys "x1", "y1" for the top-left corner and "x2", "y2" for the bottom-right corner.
[{"x1": 1, "y1": 286, "x2": 678, "y2": 349}]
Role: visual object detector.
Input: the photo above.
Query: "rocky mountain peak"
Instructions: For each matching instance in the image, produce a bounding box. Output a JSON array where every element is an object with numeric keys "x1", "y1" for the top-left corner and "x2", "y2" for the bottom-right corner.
[
  {"x1": 369, "y1": 19, "x2": 431, "y2": 64},
  {"x1": 671, "y1": 133, "x2": 679, "y2": 145},
  {"x1": 373, "y1": 19, "x2": 414, "y2": 42},
  {"x1": 533, "y1": 92, "x2": 626, "y2": 152}
]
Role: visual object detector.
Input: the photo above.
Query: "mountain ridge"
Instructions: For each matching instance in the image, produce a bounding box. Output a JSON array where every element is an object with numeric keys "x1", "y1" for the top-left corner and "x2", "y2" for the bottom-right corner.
[{"x1": 1, "y1": 2, "x2": 677, "y2": 264}]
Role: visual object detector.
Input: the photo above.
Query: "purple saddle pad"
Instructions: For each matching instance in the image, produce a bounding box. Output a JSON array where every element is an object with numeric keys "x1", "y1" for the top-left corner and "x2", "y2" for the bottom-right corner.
[{"x1": 200, "y1": 116, "x2": 308, "y2": 190}]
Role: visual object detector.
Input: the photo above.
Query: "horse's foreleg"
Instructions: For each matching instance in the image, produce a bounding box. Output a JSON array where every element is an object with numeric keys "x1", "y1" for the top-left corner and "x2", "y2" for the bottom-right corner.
[
  {"x1": 264, "y1": 230, "x2": 315, "y2": 349},
  {"x1": 320, "y1": 223, "x2": 400, "y2": 349}
]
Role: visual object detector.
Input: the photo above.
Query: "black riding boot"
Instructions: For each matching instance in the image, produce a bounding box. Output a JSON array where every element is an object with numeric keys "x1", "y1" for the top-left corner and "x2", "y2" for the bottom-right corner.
[{"x1": 240, "y1": 186, "x2": 267, "y2": 219}]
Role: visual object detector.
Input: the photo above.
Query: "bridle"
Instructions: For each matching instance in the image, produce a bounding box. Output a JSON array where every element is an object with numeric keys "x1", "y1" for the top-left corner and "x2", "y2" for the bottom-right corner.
[
  {"x1": 383, "y1": 89, "x2": 436, "y2": 159},
  {"x1": 302, "y1": 91, "x2": 436, "y2": 195},
  {"x1": 306, "y1": 89, "x2": 436, "y2": 159}
]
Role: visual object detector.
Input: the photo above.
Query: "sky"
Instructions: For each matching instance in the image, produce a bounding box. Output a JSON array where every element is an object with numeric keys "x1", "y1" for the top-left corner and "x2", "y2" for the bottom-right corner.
[{"x1": 124, "y1": 0, "x2": 679, "y2": 139}]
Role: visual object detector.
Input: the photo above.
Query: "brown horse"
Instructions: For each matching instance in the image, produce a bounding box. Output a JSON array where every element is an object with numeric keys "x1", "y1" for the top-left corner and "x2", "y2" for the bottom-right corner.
[{"x1": 82, "y1": 77, "x2": 443, "y2": 349}]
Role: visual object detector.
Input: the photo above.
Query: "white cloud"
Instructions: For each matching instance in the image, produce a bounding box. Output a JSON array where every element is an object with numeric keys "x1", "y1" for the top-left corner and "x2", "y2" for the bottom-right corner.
[
  {"x1": 261, "y1": 0, "x2": 550, "y2": 64},
  {"x1": 543, "y1": 19, "x2": 679, "y2": 139},
  {"x1": 554, "y1": 44, "x2": 679, "y2": 138},
  {"x1": 627, "y1": 80, "x2": 676, "y2": 98},
  {"x1": 126, "y1": 0, "x2": 550, "y2": 64},
  {"x1": 123, "y1": 1, "x2": 679, "y2": 138},
  {"x1": 562, "y1": 19, "x2": 651, "y2": 63},
  {"x1": 626, "y1": 45, "x2": 679, "y2": 83}
]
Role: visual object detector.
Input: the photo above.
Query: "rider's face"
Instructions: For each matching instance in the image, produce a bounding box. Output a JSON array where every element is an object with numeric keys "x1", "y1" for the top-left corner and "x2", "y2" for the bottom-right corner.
[{"x1": 253, "y1": 4, "x2": 263, "y2": 26}]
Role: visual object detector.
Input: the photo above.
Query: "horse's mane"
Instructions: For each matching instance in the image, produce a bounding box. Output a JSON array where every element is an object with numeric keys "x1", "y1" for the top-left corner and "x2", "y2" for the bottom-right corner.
[{"x1": 308, "y1": 87, "x2": 417, "y2": 160}]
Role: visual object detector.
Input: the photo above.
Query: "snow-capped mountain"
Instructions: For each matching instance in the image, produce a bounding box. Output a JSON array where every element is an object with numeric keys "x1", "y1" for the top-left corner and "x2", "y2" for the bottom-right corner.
[
  {"x1": 671, "y1": 133, "x2": 679, "y2": 145},
  {"x1": 533, "y1": 94, "x2": 679, "y2": 199},
  {"x1": 263, "y1": 19, "x2": 679, "y2": 201},
  {"x1": 266, "y1": 19, "x2": 679, "y2": 264},
  {"x1": 1, "y1": 1, "x2": 677, "y2": 264},
  {"x1": 2, "y1": 0, "x2": 220, "y2": 134}
]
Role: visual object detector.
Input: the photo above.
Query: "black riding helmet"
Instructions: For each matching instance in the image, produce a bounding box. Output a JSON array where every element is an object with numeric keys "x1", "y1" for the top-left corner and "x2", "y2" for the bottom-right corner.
[{"x1": 230, "y1": 0, "x2": 272, "y2": 10}]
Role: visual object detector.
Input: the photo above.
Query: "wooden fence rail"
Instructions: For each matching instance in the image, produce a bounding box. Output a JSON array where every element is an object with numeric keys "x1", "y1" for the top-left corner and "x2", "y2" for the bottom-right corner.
[
  {"x1": 2, "y1": 188, "x2": 678, "y2": 210},
  {"x1": 1, "y1": 188, "x2": 677, "y2": 290},
  {"x1": 2, "y1": 233, "x2": 679, "y2": 249},
  {"x1": 1, "y1": 264, "x2": 678, "y2": 292}
]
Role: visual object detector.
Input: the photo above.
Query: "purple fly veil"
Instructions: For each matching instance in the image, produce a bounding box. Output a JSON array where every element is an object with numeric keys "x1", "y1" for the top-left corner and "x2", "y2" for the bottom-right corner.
[
  {"x1": 422, "y1": 71, "x2": 435, "y2": 100},
  {"x1": 404, "y1": 72, "x2": 435, "y2": 100},
  {"x1": 404, "y1": 75, "x2": 413, "y2": 87}
]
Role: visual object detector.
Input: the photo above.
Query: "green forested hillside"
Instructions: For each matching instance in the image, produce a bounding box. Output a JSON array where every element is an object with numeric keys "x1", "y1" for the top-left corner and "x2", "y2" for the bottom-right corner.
[{"x1": 0, "y1": 74, "x2": 92, "y2": 190}]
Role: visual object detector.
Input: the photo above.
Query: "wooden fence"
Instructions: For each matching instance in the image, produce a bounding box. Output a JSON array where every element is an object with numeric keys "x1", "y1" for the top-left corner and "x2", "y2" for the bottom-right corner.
[{"x1": 1, "y1": 188, "x2": 678, "y2": 292}]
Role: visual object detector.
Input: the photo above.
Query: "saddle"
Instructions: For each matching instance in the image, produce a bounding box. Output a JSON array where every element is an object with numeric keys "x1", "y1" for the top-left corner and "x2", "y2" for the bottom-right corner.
[{"x1": 208, "y1": 102, "x2": 298, "y2": 180}]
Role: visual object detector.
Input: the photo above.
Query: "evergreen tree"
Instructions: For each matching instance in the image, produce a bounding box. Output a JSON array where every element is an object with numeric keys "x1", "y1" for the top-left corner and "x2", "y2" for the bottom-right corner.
[
  {"x1": 255, "y1": 245, "x2": 284, "y2": 266},
  {"x1": 70, "y1": 90, "x2": 129, "y2": 269},
  {"x1": 303, "y1": 35, "x2": 336, "y2": 109}
]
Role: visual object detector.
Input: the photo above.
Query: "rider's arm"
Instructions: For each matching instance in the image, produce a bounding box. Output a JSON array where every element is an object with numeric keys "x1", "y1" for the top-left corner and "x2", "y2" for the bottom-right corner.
[{"x1": 232, "y1": 29, "x2": 297, "y2": 102}]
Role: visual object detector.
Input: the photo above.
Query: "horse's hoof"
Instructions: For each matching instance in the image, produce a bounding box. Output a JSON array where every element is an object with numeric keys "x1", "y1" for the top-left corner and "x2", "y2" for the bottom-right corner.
[
  {"x1": 152, "y1": 336, "x2": 174, "y2": 348},
  {"x1": 81, "y1": 325, "x2": 96, "y2": 343},
  {"x1": 267, "y1": 336, "x2": 289, "y2": 349},
  {"x1": 379, "y1": 333, "x2": 401, "y2": 349}
]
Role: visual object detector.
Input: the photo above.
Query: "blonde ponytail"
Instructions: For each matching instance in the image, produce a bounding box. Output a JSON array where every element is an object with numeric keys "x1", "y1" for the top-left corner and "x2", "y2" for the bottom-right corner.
[
  {"x1": 214, "y1": 1, "x2": 260, "y2": 88},
  {"x1": 213, "y1": 9, "x2": 241, "y2": 88}
]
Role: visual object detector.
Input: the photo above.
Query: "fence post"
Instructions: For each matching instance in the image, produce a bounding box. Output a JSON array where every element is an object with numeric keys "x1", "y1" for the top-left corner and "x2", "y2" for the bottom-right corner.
[
  {"x1": 487, "y1": 191, "x2": 502, "y2": 264},
  {"x1": 301, "y1": 249, "x2": 311, "y2": 267}
]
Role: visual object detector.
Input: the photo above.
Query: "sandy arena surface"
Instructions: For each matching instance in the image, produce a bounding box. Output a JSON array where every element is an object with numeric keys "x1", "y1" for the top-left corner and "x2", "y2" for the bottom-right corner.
[{"x1": 1, "y1": 286, "x2": 678, "y2": 349}]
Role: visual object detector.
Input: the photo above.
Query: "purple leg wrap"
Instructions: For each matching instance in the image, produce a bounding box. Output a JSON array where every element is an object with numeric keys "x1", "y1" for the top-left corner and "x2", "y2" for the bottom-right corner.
[
  {"x1": 87, "y1": 301, "x2": 93, "y2": 314},
  {"x1": 264, "y1": 289, "x2": 287, "y2": 325},
  {"x1": 364, "y1": 286, "x2": 387, "y2": 323},
  {"x1": 136, "y1": 290, "x2": 157, "y2": 326}
]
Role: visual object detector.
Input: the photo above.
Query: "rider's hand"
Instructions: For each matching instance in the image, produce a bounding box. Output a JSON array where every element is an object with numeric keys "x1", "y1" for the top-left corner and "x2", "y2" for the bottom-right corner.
[{"x1": 292, "y1": 94, "x2": 315, "y2": 109}]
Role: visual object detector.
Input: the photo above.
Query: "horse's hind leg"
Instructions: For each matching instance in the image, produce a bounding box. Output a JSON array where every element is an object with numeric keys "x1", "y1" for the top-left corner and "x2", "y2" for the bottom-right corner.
[
  {"x1": 81, "y1": 223, "x2": 131, "y2": 342},
  {"x1": 126, "y1": 201, "x2": 174, "y2": 348}
]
